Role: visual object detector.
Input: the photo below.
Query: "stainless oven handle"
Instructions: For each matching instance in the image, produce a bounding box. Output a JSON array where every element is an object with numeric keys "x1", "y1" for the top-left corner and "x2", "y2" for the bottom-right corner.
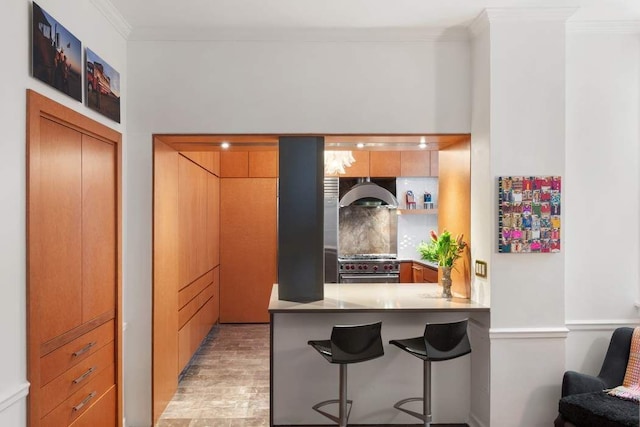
[{"x1": 339, "y1": 274, "x2": 399, "y2": 280}]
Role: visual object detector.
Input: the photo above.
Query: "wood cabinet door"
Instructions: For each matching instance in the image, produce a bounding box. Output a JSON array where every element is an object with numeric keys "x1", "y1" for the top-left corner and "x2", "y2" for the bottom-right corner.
[
  {"x1": 33, "y1": 118, "x2": 83, "y2": 343},
  {"x1": 220, "y1": 178, "x2": 277, "y2": 323},
  {"x1": 401, "y1": 151, "x2": 431, "y2": 176},
  {"x1": 422, "y1": 266, "x2": 438, "y2": 283},
  {"x1": 81, "y1": 134, "x2": 116, "y2": 323},
  {"x1": 399, "y1": 262, "x2": 412, "y2": 283},
  {"x1": 370, "y1": 151, "x2": 401, "y2": 177},
  {"x1": 411, "y1": 263, "x2": 424, "y2": 283},
  {"x1": 178, "y1": 156, "x2": 209, "y2": 288},
  {"x1": 220, "y1": 151, "x2": 249, "y2": 177},
  {"x1": 249, "y1": 151, "x2": 278, "y2": 177},
  {"x1": 337, "y1": 150, "x2": 370, "y2": 177},
  {"x1": 207, "y1": 174, "x2": 220, "y2": 268}
]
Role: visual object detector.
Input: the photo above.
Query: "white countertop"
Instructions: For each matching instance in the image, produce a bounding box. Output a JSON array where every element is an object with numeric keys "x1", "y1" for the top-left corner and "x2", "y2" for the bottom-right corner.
[{"x1": 268, "y1": 283, "x2": 489, "y2": 313}]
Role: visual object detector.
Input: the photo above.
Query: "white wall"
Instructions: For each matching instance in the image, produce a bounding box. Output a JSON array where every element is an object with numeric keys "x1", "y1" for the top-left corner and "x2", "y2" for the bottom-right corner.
[
  {"x1": 0, "y1": 1, "x2": 126, "y2": 425},
  {"x1": 478, "y1": 12, "x2": 571, "y2": 426},
  {"x1": 125, "y1": 35, "x2": 471, "y2": 425},
  {"x1": 564, "y1": 30, "x2": 640, "y2": 371}
]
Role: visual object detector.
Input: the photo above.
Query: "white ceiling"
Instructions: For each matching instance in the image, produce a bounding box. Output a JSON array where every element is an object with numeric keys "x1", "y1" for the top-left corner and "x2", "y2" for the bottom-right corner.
[{"x1": 108, "y1": 0, "x2": 640, "y2": 36}]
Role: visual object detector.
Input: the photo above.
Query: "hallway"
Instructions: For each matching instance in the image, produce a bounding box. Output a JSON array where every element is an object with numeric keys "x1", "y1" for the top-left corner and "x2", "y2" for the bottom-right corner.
[{"x1": 157, "y1": 324, "x2": 270, "y2": 427}]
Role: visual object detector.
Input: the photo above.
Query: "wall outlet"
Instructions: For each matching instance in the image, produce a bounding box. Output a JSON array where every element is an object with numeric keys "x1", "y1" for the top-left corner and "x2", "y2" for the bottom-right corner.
[{"x1": 475, "y1": 260, "x2": 487, "y2": 278}]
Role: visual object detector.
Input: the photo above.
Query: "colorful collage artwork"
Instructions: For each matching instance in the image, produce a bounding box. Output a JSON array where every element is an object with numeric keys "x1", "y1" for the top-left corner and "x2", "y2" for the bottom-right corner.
[{"x1": 498, "y1": 176, "x2": 561, "y2": 253}]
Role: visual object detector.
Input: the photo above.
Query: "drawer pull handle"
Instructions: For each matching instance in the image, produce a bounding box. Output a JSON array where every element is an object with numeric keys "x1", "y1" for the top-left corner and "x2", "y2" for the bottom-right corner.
[
  {"x1": 72, "y1": 367, "x2": 96, "y2": 384},
  {"x1": 72, "y1": 342, "x2": 96, "y2": 357},
  {"x1": 73, "y1": 391, "x2": 96, "y2": 412},
  {"x1": 411, "y1": 266, "x2": 421, "y2": 270}
]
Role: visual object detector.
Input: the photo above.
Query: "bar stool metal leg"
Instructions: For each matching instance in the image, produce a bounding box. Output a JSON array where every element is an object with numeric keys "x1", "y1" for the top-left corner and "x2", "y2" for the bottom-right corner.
[
  {"x1": 392, "y1": 360, "x2": 432, "y2": 427},
  {"x1": 312, "y1": 364, "x2": 352, "y2": 427}
]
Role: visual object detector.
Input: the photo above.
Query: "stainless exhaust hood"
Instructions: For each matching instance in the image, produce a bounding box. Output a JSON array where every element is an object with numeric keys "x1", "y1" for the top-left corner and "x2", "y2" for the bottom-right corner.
[{"x1": 339, "y1": 178, "x2": 398, "y2": 208}]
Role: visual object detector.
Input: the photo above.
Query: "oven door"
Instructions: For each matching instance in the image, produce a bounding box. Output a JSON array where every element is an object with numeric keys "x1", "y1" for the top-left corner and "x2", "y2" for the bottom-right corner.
[{"x1": 339, "y1": 273, "x2": 399, "y2": 284}]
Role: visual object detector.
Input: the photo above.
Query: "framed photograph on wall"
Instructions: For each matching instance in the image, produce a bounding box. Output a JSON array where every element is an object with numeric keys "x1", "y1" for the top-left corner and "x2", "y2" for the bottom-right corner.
[
  {"x1": 32, "y1": 2, "x2": 82, "y2": 101},
  {"x1": 498, "y1": 176, "x2": 561, "y2": 253},
  {"x1": 86, "y1": 48, "x2": 121, "y2": 123}
]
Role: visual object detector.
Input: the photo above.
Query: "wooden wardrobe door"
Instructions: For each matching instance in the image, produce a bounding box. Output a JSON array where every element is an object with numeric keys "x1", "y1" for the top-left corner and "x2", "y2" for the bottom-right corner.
[
  {"x1": 82, "y1": 134, "x2": 116, "y2": 322},
  {"x1": 35, "y1": 118, "x2": 83, "y2": 343},
  {"x1": 220, "y1": 178, "x2": 277, "y2": 323}
]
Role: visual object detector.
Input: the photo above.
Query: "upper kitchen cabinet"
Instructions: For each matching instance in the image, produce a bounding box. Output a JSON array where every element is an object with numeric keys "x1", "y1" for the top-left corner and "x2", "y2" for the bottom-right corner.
[
  {"x1": 221, "y1": 150, "x2": 278, "y2": 177},
  {"x1": 181, "y1": 151, "x2": 220, "y2": 176},
  {"x1": 327, "y1": 150, "x2": 370, "y2": 177},
  {"x1": 370, "y1": 151, "x2": 401, "y2": 177},
  {"x1": 220, "y1": 151, "x2": 249, "y2": 177},
  {"x1": 401, "y1": 151, "x2": 439, "y2": 177},
  {"x1": 249, "y1": 151, "x2": 278, "y2": 177}
]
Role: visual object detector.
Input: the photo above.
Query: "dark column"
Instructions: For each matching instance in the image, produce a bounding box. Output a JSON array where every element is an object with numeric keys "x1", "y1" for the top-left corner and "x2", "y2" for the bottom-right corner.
[{"x1": 278, "y1": 136, "x2": 324, "y2": 302}]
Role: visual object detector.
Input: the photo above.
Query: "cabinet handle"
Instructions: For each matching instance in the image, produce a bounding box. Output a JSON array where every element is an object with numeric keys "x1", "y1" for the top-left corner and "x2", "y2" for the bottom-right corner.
[
  {"x1": 72, "y1": 367, "x2": 96, "y2": 384},
  {"x1": 411, "y1": 266, "x2": 421, "y2": 270},
  {"x1": 72, "y1": 342, "x2": 96, "y2": 357},
  {"x1": 73, "y1": 391, "x2": 96, "y2": 412}
]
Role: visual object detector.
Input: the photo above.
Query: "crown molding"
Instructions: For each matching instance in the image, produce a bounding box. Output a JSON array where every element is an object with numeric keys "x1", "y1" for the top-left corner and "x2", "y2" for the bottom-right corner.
[
  {"x1": 484, "y1": 7, "x2": 578, "y2": 23},
  {"x1": 90, "y1": 0, "x2": 132, "y2": 39},
  {"x1": 567, "y1": 20, "x2": 640, "y2": 34},
  {"x1": 128, "y1": 26, "x2": 470, "y2": 43},
  {"x1": 468, "y1": 10, "x2": 490, "y2": 38}
]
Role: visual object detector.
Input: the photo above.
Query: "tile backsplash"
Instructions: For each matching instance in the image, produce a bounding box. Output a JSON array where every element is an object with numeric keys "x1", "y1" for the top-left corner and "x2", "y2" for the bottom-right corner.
[{"x1": 396, "y1": 177, "x2": 439, "y2": 260}]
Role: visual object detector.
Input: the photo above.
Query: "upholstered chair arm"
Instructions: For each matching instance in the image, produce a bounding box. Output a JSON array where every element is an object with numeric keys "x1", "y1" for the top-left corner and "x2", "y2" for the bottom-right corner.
[{"x1": 561, "y1": 370, "x2": 607, "y2": 397}]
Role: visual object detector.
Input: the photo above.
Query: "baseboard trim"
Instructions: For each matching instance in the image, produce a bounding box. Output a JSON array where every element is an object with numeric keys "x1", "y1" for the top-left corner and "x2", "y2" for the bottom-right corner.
[
  {"x1": 565, "y1": 319, "x2": 640, "y2": 331},
  {"x1": 468, "y1": 412, "x2": 489, "y2": 427},
  {"x1": 490, "y1": 327, "x2": 569, "y2": 340},
  {"x1": 0, "y1": 382, "x2": 29, "y2": 413}
]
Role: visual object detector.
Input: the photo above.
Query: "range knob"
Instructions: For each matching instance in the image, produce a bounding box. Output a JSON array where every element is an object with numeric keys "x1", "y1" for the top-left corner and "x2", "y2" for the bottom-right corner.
[
  {"x1": 364, "y1": 265, "x2": 368, "y2": 270},
  {"x1": 373, "y1": 265, "x2": 378, "y2": 271}
]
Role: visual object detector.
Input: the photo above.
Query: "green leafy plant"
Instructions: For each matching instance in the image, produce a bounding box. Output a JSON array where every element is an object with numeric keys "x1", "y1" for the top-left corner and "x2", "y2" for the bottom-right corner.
[{"x1": 417, "y1": 229, "x2": 467, "y2": 268}]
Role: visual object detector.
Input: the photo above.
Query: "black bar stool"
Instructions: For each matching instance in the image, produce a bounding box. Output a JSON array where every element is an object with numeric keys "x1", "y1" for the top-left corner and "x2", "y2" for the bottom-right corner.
[
  {"x1": 389, "y1": 319, "x2": 471, "y2": 427},
  {"x1": 308, "y1": 321, "x2": 384, "y2": 427}
]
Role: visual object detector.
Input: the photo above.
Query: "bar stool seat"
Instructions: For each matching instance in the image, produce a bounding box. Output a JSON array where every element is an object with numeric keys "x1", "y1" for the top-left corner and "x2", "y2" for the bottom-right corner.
[
  {"x1": 308, "y1": 321, "x2": 384, "y2": 427},
  {"x1": 389, "y1": 319, "x2": 471, "y2": 427}
]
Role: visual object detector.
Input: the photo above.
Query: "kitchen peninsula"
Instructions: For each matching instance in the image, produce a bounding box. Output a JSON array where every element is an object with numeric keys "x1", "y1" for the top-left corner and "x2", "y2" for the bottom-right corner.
[{"x1": 269, "y1": 283, "x2": 489, "y2": 426}]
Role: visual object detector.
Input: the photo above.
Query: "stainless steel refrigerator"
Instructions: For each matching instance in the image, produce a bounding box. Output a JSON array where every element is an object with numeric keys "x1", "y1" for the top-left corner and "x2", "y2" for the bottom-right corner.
[{"x1": 324, "y1": 177, "x2": 339, "y2": 283}]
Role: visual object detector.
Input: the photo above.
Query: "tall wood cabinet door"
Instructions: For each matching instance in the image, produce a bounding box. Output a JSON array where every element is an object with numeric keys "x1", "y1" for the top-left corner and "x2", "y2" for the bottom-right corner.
[
  {"x1": 220, "y1": 178, "x2": 277, "y2": 323},
  {"x1": 370, "y1": 151, "x2": 401, "y2": 177},
  {"x1": 207, "y1": 174, "x2": 220, "y2": 268},
  {"x1": 35, "y1": 118, "x2": 83, "y2": 343},
  {"x1": 82, "y1": 135, "x2": 116, "y2": 322},
  {"x1": 178, "y1": 156, "x2": 209, "y2": 288},
  {"x1": 249, "y1": 151, "x2": 278, "y2": 177}
]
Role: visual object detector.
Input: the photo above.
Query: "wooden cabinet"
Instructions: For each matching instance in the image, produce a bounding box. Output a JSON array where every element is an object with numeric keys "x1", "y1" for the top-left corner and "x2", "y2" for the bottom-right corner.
[
  {"x1": 221, "y1": 150, "x2": 278, "y2": 177},
  {"x1": 220, "y1": 178, "x2": 277, "y2": 322},
  {"x1": 401, "y1": 151, "x2": 439, "y2": 177},
  {"x1": 326, "y1": 150, "x2": 438, "y2": 177},
  {"x1": 249, "y1": 151, "x2": 278, "y2": 177},
  {"x1": 401, "y1": 261, "x2": 438, "y2": 283},
  {"x1": 153, "y1": 145, "x2": 221, "y2": 422},
  {"x1": 370, "y1": 151, "x2": 401, "y2": 177},
  {"x1": 27, "y1": 91, "x2": 121, "y2": 427},
  {"x1": 330, "y1": 150, "x2": 370, "y2": 177}
]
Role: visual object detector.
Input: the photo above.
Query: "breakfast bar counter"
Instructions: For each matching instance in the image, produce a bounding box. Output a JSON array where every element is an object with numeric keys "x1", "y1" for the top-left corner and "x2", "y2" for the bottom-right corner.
[{"x1": 268, "y1": 283, "x2": 490, "y2": 426}]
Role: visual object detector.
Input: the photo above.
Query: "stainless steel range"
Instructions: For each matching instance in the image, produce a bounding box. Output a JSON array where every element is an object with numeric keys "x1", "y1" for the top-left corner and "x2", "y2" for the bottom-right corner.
[{"x1": 338, "y1": 254, "x2": 400, "y2": 283}]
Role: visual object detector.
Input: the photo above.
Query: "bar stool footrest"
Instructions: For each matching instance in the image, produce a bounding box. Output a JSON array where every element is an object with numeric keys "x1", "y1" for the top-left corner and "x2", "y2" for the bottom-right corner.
[
  {"x1": 312, "y1": 399, "x2": 353, "y2": 425},
  {"x1": 393, "y1": 397, "x2": 432, "y2": 424}
]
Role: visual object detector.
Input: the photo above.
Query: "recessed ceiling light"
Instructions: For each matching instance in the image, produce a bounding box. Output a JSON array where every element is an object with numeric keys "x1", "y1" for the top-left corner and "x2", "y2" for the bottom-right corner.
[
  {"x1": 356, "y1": 143, "x2": 365, "y2": 149},
  {"x1": 221, "y1": 142, "x2": 230, "y2": 149},
  {"x1": 420, "y1": 136, "x2": 426, "y2": 144}
]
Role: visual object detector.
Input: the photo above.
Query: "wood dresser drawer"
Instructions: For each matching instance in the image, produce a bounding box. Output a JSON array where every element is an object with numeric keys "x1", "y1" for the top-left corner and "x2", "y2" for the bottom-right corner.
[
  {"x1": 40, "y1": 341, "x2": 114, "y2": 418},
  {"x1": 69, "y1": 386, "x2": 116, "y2": 427},
  {"x1": 41, "y1": 320, "x2": 114, "y2": 386},
  {"x1": 41, "y1": 363, "x2": 114, "y2": 427}
]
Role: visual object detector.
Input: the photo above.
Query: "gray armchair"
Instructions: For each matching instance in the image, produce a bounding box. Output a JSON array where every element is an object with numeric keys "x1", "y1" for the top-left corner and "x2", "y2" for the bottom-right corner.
[{"x1": 555, "y1": 327, "x2": 638, "y2": 427}]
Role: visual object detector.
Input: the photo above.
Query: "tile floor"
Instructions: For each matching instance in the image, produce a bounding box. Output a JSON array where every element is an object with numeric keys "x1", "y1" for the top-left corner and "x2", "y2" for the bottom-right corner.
[
  {"x1": 157, "y1": 324, "x2": 270, "y2": 427},
  {"x1": 156, "y1": 323, "x2": 467, "y2": 427}
]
